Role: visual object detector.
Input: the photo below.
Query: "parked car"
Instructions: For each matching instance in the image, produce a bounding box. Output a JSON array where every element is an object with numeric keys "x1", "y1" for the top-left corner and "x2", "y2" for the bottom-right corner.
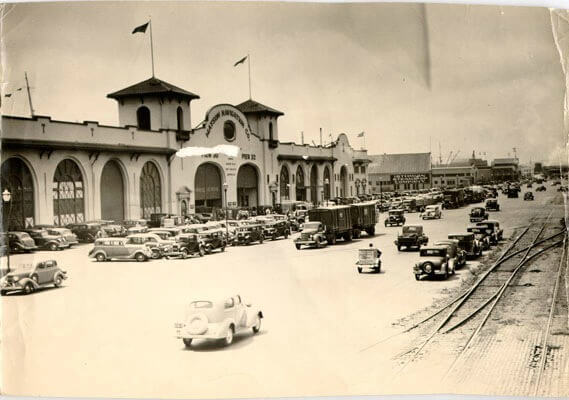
[
  {"x1": 466, "y1": 226, "x2": 491, "y2": 250},
  {"x1": 125, "y1": 233, "x2": 175, "y2": 259},
  {"x1": 199, "y1": 229, "x2": 227, "y2": 253},
  {"x1": 394, "y1": 225, "x2": 429, "y2": 251},
  {"x1": 263, "y1": 220, "x2": 290, "y2": 240},
  {"x1": 355, "y1": 247, "x2": 381, "y2": 274},
  {"x1": 536, "y1": 185, "x2": 546, "y2": 192},
  {"x1": 175, "y1": 295, "x2": 263, "y2": 348},
  {"x1": 24, "y1": 229, "x2": 69, "y2": 251},
  {"x1": 102, "y1": 224, "x2": 127, "y2": 237},
  {"x1": 524, "y1": 192, "x2": 534, "y2": 201},
  {"x1": 413, "y1": 246, "x2": 455, "y2": 280},
  {"x1": 507, "y1": 188, "x2": 519, "y2": 198},
  {"x1": 3, "y1": 232, "x2": 38, "y2": 253},
  {"x1": 88, "y1": 238, "x2": 152, "y2": 262},
  {"x1": 294, "y1": 221, "x2": 327, "y2": 249},
  {"x1": 485, "y1": 199, "x2": 500, "y2": 212},
  {"x1": 48, "y1": 228, "x2": 79, "y2": 246},
  {"x1": 67, "y1": 223, "x2": 103, "y2": 243},
  {"x1": 469, "y1": 207, "x2": 489, "y2": 223},
  {"x1": 170, "y1": 234, "x2": 206, "y2": 258},
  {"x1": 448, "y1": 232, "x2": 482, "y2": 258},
  {"x1": 233, "y1": 225, "x2": 265, "y2": 246},
  {"x1": 384, "y1": 209, "x2": 406, "y2": 227},
  {"x1": 420, "y1": 205, "x2": 442, "y2": 220},
  {"x1": 0, "y1": 260, "x2": 67, "y2": 295},
  {"x1": 475, "y1": 220, "x2": 503, "y2": 244},
  {"x1": 434, "y1": 239, "x2": 466, "y2": 268}
]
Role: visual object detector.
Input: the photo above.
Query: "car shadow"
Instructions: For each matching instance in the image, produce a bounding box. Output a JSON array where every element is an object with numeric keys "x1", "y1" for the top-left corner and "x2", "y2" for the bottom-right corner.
[
  {"x1": 182, "y1": 330, "x2": 269, "y2": 352},
  {"x1": 3, "y1": 285, "x2": 64, "y2": 296},
  {"x1": 417, "y1": 273, "x2": 461, "y2": 282}
]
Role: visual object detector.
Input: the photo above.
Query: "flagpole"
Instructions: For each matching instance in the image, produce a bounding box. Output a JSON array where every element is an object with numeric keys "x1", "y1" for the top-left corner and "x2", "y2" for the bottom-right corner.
[
  {"x1": 248, "y1": 52, "x2": 252, "y2": 99},
  {"x1": 149, "y1": 18, "x2": 155, "y2": 77},
  {"x1": 24, "y1": 71, "x2": 34, "y2": 117}
]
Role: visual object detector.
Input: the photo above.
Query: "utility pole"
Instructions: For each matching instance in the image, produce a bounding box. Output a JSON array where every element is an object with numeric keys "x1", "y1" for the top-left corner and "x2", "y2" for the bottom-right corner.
[{"x1": 24, "y1": 72, "x2": 34, "y2": 117}]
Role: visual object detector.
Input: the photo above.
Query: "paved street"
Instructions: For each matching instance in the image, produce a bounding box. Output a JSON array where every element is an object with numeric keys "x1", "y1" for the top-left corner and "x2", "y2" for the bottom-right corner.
[{"x1": 1, "y1": 190, "x2": 559, "y2": 398}]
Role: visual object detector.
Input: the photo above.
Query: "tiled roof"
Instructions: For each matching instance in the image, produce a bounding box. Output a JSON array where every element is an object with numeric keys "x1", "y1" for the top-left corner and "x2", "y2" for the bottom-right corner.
[
  {"x1": 236, "y1": 99, "x2": 284, "y2": 116},
  {"x1": 368, "y1": 153, "x2": 431, "y2": 174},
  {"x1": 107, "y1": 77, "x2": 200, "y2": 100}
]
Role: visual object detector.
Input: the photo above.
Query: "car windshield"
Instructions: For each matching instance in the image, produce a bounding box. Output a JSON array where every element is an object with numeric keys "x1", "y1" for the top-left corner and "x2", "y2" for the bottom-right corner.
[
  {"x1": 420, "y1": 249, "x2": 445, "y2": 257},
  {"x1": 47, "y1": 230, "x2": 61, "y2": 236},
  {"x1": 303, "y1": 222, "x2": 321, "y2": 230},
  {"x1": 426, "y1": 206, "x2": 436, "y2": 211},
  {"x1": 403, "y1": 226, "x2": 421, "y2": 234}
]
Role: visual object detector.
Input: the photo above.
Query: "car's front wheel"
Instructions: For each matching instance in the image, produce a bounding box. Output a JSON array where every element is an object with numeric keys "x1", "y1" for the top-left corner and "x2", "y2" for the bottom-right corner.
[
  {"x1": 183, "y1": 338, "x2": 192, "y2": 348},
  {"x1": 54, "y1": 274, "x2": 63, "y2": 288},
  {"x1": 224, "y1": 326, "x2": 234, "y2": 346},
  {"x1": 135, "y1": 253, "x2": 147, "y2": 262},
  {"x1": 24, "y1": 282, "x2": 34, "y2": 295},
  {"x1": 96, "y1": 253, "x2": 106, "y2": 262},
  {"x1": 49, "y1": 243, "x2": 58, "y2": 251},
  {"x1": 252, "y1": 316, "x2": 261, "y2": 333}
]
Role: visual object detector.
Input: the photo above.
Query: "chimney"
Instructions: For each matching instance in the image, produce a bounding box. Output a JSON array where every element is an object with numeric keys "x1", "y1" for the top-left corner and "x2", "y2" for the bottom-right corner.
[{"x1": 301, "y1": 131, "x2": 304, "y2": 145}]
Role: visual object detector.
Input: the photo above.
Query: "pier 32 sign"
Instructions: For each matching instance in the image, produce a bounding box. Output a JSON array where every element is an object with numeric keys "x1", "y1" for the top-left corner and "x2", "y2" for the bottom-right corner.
[
  {"x1": 392, "y1": 173, "x2": 429, "y2": 183},
  {"x1": 205, "y1": 106, "x2": 251, "y2": 139}
]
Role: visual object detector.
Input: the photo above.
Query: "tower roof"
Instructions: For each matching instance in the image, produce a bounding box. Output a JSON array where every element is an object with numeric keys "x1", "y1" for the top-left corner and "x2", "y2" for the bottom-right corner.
[
  {"x1": 107, "y1": 77, "x2": 200, "y2": 101},
  {"x1": 236, "y1": 99, "x2": 284, "y2": 116}
]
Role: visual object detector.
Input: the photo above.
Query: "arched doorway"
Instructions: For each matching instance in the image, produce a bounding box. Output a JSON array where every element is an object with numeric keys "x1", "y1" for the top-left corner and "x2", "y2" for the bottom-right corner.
[
  {"x1": 195, "y1": 163, "x2": 222, "y2": 208},
  {"x1": 53, "y1": 159, "x2": 85, "y2": 226},
  {"x1": 279, "y1": 165, "x2": 290, "y2": 201},
  {"x1": 295, "y1": 166, "x2": 306, "y2": 201},
  {"x1": 340, "y1": 165, "x2": 348, "y2": 198},
  {"x1": 140, "y1": 162, "x2": 162, "y2": 219},
  {"x1": 101, "y1": 160, "x2": 125, "y2": 221},
  {"x1": 310, "y1": 165, "x2": 318, "y2": 205},
  {"x1": 323, "y1": 166, "x2": 331, "y2": 200},
  {"x1": 1, "y1": 158, "x2": 35, "y2": 230},
  {"x1": 237, "y1": 164, "x2": 258, "y2": 207}
]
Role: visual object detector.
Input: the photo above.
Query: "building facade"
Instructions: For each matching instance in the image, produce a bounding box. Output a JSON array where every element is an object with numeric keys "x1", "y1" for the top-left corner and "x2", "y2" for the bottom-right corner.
[
  {"x1": 368, "y1": 153, "x2": 431, "y2": 193},
  {"x1": 0, "y1": 77, "x2": 369, "y2": 229}
]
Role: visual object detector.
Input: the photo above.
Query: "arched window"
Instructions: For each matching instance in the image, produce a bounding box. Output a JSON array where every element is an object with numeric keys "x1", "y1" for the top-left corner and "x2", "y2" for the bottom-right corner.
[
  {"x1": 140, "y1": 162, "x2": 162, "y2": 219},
  {"x1": 279, "y1": 166, "x2": 290, "y2": 200},
  {"x1": 295, "y1": 166, "x2": 306, "y2": 201},
  {"x1": 1, "y1": 158, "x2": 35, "y2": 230},
  {"x1": 177, "y1": 106, "x2": 184, "y2": 131},
  {"x1": 137, "y1": 106, "x2": 151, "y2": 130},
  {"x1": 269, "y1": 122, "x2": 274, "y2": 141},
  {"x1": 53, "y1": 159, "x2": 85, "y2": 225},
  {"x1": 181, "y1": 200, "x2": 187, "y2": 216}
]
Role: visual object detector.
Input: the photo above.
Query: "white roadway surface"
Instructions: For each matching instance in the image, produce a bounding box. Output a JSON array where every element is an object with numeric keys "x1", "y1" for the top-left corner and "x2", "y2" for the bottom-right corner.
[{"x1": 1, "y1": 191, "x2": 555, "y2": 398}]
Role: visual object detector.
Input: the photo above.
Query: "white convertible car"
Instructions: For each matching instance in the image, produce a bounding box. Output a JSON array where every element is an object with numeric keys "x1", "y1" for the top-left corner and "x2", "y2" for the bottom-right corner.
[{"x1": 175, "y1": 294, "x2": 263, "y2": 348}]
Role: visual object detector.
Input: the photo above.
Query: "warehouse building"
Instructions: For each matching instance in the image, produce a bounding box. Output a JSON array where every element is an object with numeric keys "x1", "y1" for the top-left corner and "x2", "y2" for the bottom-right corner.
[{"x1": 367, "y1": 153, "x2": 432, "y2": 193}]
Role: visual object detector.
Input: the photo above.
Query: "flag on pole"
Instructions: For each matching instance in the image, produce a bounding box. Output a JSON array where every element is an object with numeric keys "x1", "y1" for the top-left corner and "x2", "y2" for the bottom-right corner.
[
  {"x1": 132, "y1": 22, "x2": 149, "y2": 34},
  {"x1": 234, "y1": 56, "x2": 248, "y2": 67},
  {"x1": 357, "y1": 131, "x2": 365, "y2": 137}
]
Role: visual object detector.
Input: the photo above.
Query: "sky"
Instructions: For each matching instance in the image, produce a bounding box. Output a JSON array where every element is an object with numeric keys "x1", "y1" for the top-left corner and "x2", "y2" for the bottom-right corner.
[{"x1": 0, "y1": 1, "x2": 565, "y2": 165}]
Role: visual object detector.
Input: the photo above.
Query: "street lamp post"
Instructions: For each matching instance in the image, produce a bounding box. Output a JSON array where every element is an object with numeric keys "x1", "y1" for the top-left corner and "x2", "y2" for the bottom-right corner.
[
  {"x1": 2, "y1": 189, "x2": 12, "y2": 273},
  {"x1": 222, "y1": 182, "x2": 229, "y2": 240},
  {"x1": 324, "y1": 178, "x2": 329, "y2": 202}
]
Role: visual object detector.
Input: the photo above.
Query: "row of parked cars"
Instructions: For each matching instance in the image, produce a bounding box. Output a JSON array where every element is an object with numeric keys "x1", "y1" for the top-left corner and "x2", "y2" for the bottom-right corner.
[
  {"x1": 87, "y1": 216, "x2": 294, "y2": 262},
  {"x1": 1, "y1": 226, "x2": 79, "y2": 255}
]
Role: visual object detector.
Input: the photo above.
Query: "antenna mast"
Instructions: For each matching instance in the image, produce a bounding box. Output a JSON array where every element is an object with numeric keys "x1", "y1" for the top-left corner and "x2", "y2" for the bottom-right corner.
[{"x1": 25, "y1": 72, "x2": 34, "y2": 117}]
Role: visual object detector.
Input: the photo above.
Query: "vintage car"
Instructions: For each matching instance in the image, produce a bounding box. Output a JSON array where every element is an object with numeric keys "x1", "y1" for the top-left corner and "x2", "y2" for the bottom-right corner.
[
  {"x1": 125, "y1": 233, "x2": 175, "y2": 258},
  {"x1": 448, "y1": 232, "x2": 482, "y2": 258},
  {"x1": 88, "y1": 238, "x2": 152, "y2": 262},
  {"x1": 126, "y1": 226, "x2": 149, "y2": 235},
  {"x1": 234, "y1": 225, "x2": 265, "y2": 246},
  {"x1": 288, "y1": 217, "x2": 301, "y2": 232},
  {"x1": 101, "y1": 223, "x2": 127, "y2": 237},
  {"x1": 536, "y1": 185, "x2": 546, "y2": 192},
  {"x1": 507, "y1": 188, "x2": 519, "y2": 198},
  {"x1": 67, "y1": 223, "x2": 103, "y2": 243},
  {"x1": 434, "y1": 239, "x2": 466, "y2": 268},
  {"x1": 420, "y1": 205, "x2": 442, "y2": 220},
  {"x1": 356, "y1": 247, "x2": 381, "y2": 274},
  {"x1": 263, "y1": 220, "x2": 290, "y2": 240},
  {"x1": 168, "y1": 234, "x2": 206, "y2": 258},
  {"x1": 48, "y1": 228, "x2": 79, "y2": 246},
  {"x1": 198, "y1": 229, "x2": 227, "y2": 253},
  {"x1": 0, "y1": 260, "x2": 67, "y2": 295},
  {"x1": 475, "y1": 220, "x2": 503, "y2": 245},
  {"x1": 24, "y1": 229, "x2": 69, "y2": 251},
  {"x1": 295, "y1": 221, "x2": 328, "y2": 249},
  {"x1": 467, "y1": 226, "x2": 491, "y2": 250},
  {"x1": 394, "y1": 225, "x2": 429, "y2": 251},
  {"x1": 3, "y1": 232, "x2": 38, "y2": 253},
  {"x1": 524, "y1": 192, "x2": 534, "y2": 201},
  {"x1": 384, "y1": 209, "x2": 406, "y2": 227},
  {"x1": 485, "y1": 199, "x2": 500, "y2": 212},
  {"x1": 175, "y1": 295, "x2": 263, "y2": 348},
  {"x1": 469, "y1": 207, "x2": 489, "y2": 223},
  {"x1": 413, "y1": 246, "x2": 455, "y2": 280}
]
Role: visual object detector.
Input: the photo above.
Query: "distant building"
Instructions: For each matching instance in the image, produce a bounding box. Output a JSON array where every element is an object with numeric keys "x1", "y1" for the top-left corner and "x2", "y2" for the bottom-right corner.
[
  {"x1": 432, "y1": 163, "x2": 477, "y2": 188},
  {"x1": 491, "y1": 158, "x2": 520, "y2": 182},
  {"x1": 367, "y1": 153, "x2": 431, "y2": 193}
]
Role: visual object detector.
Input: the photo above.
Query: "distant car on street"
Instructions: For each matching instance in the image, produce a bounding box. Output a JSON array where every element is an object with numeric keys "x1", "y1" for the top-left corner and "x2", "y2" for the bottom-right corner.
[
  {"x1": 385, "y1": 209, "x2": 406, "y2": 227},
  {"x1": 524, "y1": 192, "x2": 534, "y2": 201},
  {"x1": 1, "y1": 260, "x2": 67, "y2": 295},
  {"x1": 413, "y1": 246, "x2": 455, "y2": 281},
  {"x1": 88, "y1": 238, "x2": 152, "y2": 262},
  {"x1": 3, "y1": 232, "x2": 38, "y2": 253},
  {"x1": 475, "y1": 220, "x2": 503, "y2": 245},
  {"x1": 394, "y1": 225, "x2": 429, "y2": 251},
  {"x1": 469, "y1": 207, "x2": 489, "y2": 223},
  {"x1": 295, "y1": 221, "x2": 327, "y2": 249},
  {"x1": 434, "y1": 239, "x2": 466, "y2": 268},
  {"x1": 198, "y1": 229, "x2": 227, "y2": 253},
  {"x1": 175, "y1": 295, "x2": 263, "y2": 348},
  {"x1": 24, "y1": 229, "x2": 69, "y2": 251},
  {"x1": 448, "y1": 232, "x2": 483, "y2": 258},
  {"x1": 234, "y1": 225, "x2": 265, "y2": 246},
  {"x1": 420, "y1": 205, "x2": 442, "y2": 220},
  {"x1": 536, "y1": 185, "x2": 546, "y2": 192},
  {"x1": 485, "y1": 199, "x2": 500, "y2": 211}
]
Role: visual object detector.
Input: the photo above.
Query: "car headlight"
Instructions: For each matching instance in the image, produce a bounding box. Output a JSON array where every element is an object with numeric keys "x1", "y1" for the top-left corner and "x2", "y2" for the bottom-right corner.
[
  {"x1": 424, "y1": 264, "x2": 432, "y2": 273},
  {"x1": 12, "y1": 276, "x2": 19, "y2": 282}
]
